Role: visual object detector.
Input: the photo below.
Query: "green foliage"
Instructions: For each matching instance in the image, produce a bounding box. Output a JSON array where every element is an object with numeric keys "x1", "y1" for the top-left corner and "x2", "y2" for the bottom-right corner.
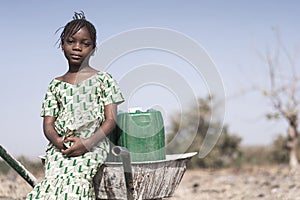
[
  {"x1": 239, "y1": 146, "x2": 273, "y2": 166},
  {"x1": 270, "y1": 134, "x2": 289, "y2": 164},
  {"x1": 266, "y1": 112, "x2": 280, "y2": 120},
  {"x1": 166, "y1": 96, "x2": 242, "y2": 168},
  {"x1": 239, "y1": 135, "x2": 295, "y2": 166},
  {"x1": 188, "y1": 127, "x2": 242, "y2": 168}
]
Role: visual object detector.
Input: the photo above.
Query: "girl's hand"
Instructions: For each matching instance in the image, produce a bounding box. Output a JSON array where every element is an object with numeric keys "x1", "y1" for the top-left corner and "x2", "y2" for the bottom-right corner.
[
  {"x1": 54, "y1": 136, "x2": 66, "y2": 150},
  {"x1": 61, "y1": 136, "x2": 89, "y2": 157},
  {"x1": 43, "y1": 116, "x2": 66, "y2": 151}
]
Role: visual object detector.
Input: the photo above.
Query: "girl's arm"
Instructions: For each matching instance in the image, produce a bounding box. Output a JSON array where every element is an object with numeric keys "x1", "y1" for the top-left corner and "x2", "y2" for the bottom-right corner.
[
  {"x1": 62, "y1": 103, "x2": 117, "y2": 157},
  {"x1": 43, "y1": 116, "x2": 65, "y2": 150},
  {"x1": 87, "y1": 103, "x2": 117, "y2": 147}
]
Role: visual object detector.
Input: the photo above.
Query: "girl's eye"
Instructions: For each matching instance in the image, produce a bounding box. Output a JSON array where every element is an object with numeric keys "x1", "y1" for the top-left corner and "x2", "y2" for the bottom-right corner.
[
  {"x1": 66, "y1": 39, "x2": 74, "y2": 44},
  {"x1": 83, "y1": 42, "x2": 91, "y2": 47}
]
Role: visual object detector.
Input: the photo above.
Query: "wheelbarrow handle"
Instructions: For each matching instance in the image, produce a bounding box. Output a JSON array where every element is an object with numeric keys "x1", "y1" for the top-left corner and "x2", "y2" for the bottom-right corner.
[
  {"x1": 112, "y1": 146, "x2": 135, "y2": 200},
  {"x1": 0, "y1": 145, "x2": 38, "y2": 187}
]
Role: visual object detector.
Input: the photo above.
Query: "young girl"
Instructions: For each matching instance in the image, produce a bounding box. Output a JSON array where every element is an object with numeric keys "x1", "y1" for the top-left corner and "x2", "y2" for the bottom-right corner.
[{"x1": 26, "y1": 12, "x2": 124, "y2": 199}]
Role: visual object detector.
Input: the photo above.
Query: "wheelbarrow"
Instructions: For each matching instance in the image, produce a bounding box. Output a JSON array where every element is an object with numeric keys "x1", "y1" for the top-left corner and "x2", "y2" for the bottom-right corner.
[{"x1": 0, "y1": 145, "x2": 196, "y2": 200}]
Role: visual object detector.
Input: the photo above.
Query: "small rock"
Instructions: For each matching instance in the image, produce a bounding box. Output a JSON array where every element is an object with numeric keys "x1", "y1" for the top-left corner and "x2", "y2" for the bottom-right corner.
[
  {"x1": 289, "y1": 184, "x2": 296, "y2": 189},
  {"x1": 257, "y1": 193, "x2": 265, "y2": 198},
  {"x1": 271, "y1": 188, "x2": 278, "y2": 193}
]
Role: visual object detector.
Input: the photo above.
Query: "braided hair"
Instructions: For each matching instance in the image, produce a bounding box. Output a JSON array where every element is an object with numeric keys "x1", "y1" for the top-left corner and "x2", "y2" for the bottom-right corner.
[{"x1": 58, "y1": 11, "x2": 97, "y2": 48}]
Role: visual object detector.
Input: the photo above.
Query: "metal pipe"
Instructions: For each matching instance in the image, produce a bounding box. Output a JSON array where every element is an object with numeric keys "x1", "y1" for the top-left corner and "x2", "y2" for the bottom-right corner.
[
  {"x1": 112, "y1": 146, "x2": 135, "y2": 200},
  {"x1": 0, "y1": 145, "x2": 38, "y2": 187}
]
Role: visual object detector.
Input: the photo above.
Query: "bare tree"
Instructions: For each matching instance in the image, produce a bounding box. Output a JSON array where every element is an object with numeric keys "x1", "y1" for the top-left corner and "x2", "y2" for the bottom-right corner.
[{"x1": 261, "y1": 29, "x2": 300, "y2": 170}]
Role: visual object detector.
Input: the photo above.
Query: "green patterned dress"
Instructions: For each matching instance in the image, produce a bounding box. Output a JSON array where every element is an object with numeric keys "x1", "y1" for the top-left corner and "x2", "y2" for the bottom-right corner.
[{"x1": 26, "y1": 72, "x2": 124, "y2": 200}]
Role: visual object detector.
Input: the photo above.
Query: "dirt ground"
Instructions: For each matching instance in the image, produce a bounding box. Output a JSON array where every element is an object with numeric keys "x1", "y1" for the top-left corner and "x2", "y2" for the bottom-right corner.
[
  {"x1": 170, "y1": 165, "x2": 300, "y2": 200},
  {"x1": 1, "y1": 165, "x2": 300, "y2": 200}
]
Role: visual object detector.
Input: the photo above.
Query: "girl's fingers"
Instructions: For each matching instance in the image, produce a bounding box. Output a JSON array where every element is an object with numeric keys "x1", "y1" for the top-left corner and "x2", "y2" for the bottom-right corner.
[
  {"x1": 61, "y1": 137, "x2": 87, "y2": 157},
  {"x1": 63, "y1": 136, "x2": 77, "y2": 142},
  {"x1": 61, "y1": 147, "x2": 71, "y2": 155}
]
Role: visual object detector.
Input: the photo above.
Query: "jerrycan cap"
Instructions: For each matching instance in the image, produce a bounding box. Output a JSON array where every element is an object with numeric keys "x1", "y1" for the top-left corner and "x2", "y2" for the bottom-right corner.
[{"x1": 128, "y1": 107, "x2": 143, "y2": 113}]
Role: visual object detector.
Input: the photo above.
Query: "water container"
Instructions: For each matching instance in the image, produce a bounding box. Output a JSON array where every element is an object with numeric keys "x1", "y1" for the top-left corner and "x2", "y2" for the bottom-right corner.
[{"x1": 116, "y1": 109, "x2": 166, "y2": 162}]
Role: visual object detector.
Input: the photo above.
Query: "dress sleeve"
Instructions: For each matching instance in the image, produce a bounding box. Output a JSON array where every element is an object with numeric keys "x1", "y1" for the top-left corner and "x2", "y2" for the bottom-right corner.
[
  {"x1": 100, "y1": 72, "x2": 125, "y2": 105},
  {"x1": 40, "y1": 80, "x2": 59, "y2": 117}
]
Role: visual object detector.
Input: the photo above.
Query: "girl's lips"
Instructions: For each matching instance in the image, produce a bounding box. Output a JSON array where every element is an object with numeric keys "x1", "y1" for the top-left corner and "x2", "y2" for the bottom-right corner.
[{"x1": 70, "y1": 54, "x2": 82, "y2": 59}]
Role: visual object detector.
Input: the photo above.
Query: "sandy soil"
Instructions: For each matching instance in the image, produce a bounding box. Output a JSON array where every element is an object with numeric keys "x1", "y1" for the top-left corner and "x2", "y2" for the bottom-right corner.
[
  {"x1": 170, "y1": 165, "x2": 300, "y2": 200},
  {"x1": 1, "y1": 165, "x2": 300, "y2": 200}
]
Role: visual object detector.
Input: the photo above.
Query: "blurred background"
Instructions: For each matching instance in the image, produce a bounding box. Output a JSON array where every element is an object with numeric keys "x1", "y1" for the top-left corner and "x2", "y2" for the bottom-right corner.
[
  {"x1": 0, "y1": 0, "x2": 299, "y2": 194},
  {"x1": 1, "y1": 1, "x2": 299, "y2": 199}
]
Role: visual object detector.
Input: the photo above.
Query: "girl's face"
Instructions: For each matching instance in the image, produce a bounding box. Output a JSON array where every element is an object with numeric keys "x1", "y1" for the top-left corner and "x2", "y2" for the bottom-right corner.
[{"x1": 62, "y1": 27, "x2": 94, "y2": 67}]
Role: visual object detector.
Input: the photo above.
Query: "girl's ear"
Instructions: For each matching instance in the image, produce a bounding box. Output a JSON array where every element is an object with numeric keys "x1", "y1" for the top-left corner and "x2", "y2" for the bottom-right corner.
[
  {"x1": 91, "y1": 48, "x2": 97, "y2": 56},
  {"x1": 61, "y1": 41, "x2": 65, "y2": 51}
]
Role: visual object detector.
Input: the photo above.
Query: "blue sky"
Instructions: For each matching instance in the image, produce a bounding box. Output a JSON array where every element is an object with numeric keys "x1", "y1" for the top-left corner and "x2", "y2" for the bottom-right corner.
[{"x1": 0, "y1": 1, "x2": 299, "y2": 157}]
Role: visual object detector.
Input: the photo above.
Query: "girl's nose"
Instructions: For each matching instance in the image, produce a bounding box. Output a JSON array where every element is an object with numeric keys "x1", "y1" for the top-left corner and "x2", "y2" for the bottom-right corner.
[{"x1": 73, "y1": 43, "x2": 82, "y2": 51}]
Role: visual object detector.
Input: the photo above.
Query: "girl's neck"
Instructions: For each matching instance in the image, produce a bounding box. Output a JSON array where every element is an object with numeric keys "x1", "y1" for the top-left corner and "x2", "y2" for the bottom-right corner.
[{"x1": 68, "y1": 64, "x2": 91, "y2": 73}]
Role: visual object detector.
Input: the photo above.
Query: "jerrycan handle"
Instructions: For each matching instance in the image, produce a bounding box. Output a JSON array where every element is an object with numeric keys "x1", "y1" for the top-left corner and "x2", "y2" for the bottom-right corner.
[{"x1": 131, "y1": 110, "x2": 151, "y2": 126}]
